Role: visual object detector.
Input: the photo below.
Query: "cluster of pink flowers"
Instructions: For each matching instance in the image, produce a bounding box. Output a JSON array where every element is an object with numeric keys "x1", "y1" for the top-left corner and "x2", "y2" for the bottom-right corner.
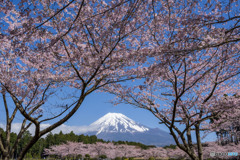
[
  {"x1": 44, "y1": 141, "x2": 240, "y2": 159},
  {"x1": 44, "y1": 142, "x2": 175, "y2": 159}
]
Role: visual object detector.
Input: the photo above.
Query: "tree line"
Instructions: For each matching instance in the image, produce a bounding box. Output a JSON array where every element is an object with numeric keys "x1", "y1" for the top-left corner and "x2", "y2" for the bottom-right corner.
[
  {"x1": 210, "y1": 94, "x2": 240, "y2": 146},
  {"x1": 0, "y1": 128, "x2": 156, "y2": 159}
]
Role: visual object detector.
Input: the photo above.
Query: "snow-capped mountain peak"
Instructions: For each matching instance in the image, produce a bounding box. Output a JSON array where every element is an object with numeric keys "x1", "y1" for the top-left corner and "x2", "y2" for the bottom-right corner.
[
  {"x1": 83, "y1": 112, "x2": 175, "y2": 146},
  {"x1": 89, "y1": 113, "x2": 149, "y2": 135}
]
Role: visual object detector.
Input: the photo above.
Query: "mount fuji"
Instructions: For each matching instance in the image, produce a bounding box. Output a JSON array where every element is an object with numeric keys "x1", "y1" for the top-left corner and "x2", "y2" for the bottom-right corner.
[{"x1": 83, "y1": 113, "x2": 175, "y2": 146}]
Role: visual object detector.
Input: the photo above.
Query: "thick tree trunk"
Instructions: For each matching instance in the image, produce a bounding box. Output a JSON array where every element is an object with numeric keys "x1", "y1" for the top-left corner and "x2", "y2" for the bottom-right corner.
[
  {"x1": 1, "y1": 147, "x2": 12, "y2": 160},
  {"x1": 195, "y1": 124, "x2": 203, "y2": 160},
  {"x1": 3, "y1": 155, "x2": 10, "y2": 160},
  {"x1": 185, "y1": 149, "x2": 198, "y2": 160},
  {"x1": 169, "y1": 127, "x2": 198, "y2": 160},
  {"x1": 17, "y1": 136, "x2": 40, "y2": 160},
  {"x1": 186, "y1": 127, "x2": 199, "y2": 160}
]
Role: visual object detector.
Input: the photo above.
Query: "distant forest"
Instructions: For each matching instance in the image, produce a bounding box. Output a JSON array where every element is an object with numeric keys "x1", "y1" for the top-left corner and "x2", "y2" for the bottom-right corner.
[{"x1": 0, "y1": 128, "x2": 166, "y2": 159}]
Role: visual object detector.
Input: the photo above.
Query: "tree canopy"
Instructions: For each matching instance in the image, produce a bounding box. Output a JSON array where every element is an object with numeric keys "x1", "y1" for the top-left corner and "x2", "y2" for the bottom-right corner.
[{"x1": 0, "y1": 0, "x2": 239, "y2": 160}]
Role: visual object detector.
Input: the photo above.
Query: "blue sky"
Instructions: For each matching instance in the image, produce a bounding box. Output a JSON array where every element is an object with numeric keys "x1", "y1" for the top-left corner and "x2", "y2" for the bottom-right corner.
[
  {"x1": 0, "y1": 88, "x2": 168, "y2": 131},
  {"x1": 48, "y1": 90, "x2": 217, "y2": 142},
  {"x1": 74, "y1": 91, "x2": 216, "y2": 142},
  {"x1": 64, "y1": 91, "x2": 167, "y2": 129},
  {"x1": 0, "y1": 87, "x2": 217, "y2": 142}
]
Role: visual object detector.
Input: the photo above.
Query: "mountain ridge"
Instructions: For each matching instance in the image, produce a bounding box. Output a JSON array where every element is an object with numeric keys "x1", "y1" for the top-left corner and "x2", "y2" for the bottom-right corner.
[
  {"x1": 83, "y1": 112, "x2": 175, "y2": 146},
  {"x1": 89, "y1": 113, "x2": 149, "y2": 135}
]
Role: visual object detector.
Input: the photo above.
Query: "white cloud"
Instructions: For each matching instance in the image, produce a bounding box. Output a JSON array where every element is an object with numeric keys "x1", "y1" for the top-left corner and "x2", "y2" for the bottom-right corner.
[
  {"x1": 0, "y1": 123, "x2": 5, "y2": 129},
  {"x1": 0, "y1": 123, "x2": 96, "y2": 137}
]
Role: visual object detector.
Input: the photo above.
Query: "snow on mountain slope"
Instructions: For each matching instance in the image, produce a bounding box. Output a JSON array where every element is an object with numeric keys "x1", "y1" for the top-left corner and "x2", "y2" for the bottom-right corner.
[
  {"x1": 84, "y1": 112, "x2": 175, "y2": 146},
  {"x1": 89, "y1": 113, "x2": 149, "y2": 135}
]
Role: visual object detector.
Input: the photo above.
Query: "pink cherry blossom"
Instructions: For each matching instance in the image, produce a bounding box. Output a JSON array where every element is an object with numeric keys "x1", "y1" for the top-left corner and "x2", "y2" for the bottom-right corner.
[{"x1": 1, "y1": 1, "x2": 240, "y2": 160}]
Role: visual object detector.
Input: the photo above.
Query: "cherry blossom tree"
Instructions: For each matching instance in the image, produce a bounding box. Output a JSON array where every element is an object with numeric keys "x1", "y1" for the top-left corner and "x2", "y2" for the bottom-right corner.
[
  {"x1": 166, "y1": 147, "x2": 188, "y2": 159},
  {"x1": 44, "y1": 141, "x2": 240, "y2": 159},
  {"x1": 1, "y1": 1, "x2": 240, "y2": 160},
  {"x1": 145, "y1": 0, "x2": 240, "y2": 56},
  {"x1": 110, "y1": 49, "x2": 240, "y2": 160},
  {"x1": 115, "y1": 144, "x2": 142, "y2": 158},
  {"x1": 201, "y1": 142, "x2": 240, "y2": 159},
  {"x1": 44, "y1": 142, "x2": 143, "y2": 159},
  {"x1": 210, "y1": 94, "x2": 240, "y2": 145},
  {"x1": 142, "y1": 147, "x2": 168, "y2": 159},
  {"x1": 106, "y1": 1, "x2": 240, "y2": 160},
  {"x1": 0, "y1": 1, "x2": 150, "y2": 159},
  {"x1": 44, "y1": 142, "x2": 91, "y2": 158}
]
